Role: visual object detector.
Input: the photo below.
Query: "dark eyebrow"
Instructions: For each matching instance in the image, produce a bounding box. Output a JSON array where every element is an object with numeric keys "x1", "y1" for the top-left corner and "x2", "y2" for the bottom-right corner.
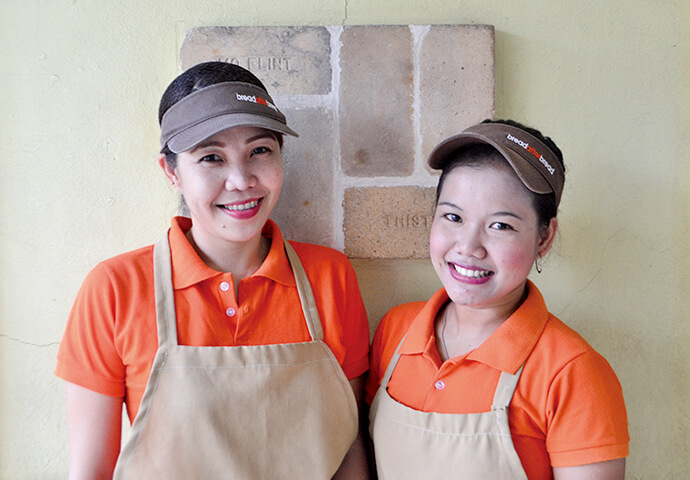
[
  {"x1": 189, "y1": 132, "x2": 278, "y2": 154},
  {"x1": 493, "y1": 211, "x2": 524, "y2": 221},
  {"x1": 246, "y1": 132, "x2": 279, "y2": 143},
  {"x1": 438, "y1": 202, "x2": 524, "y2": 221},
  {"x1": 437, "y1": 201, "x2": 462, "y2": 210},
  {"x1": 189, "y1": 140, "x2": 224, "y2": 154}
]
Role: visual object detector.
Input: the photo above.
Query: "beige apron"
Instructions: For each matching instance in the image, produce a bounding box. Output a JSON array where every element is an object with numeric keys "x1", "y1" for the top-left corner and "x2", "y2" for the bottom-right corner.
[
  {"x1": 113, "y1": 234, "x2": 358, "y2": 479},
  {"x1": 369, "y1": 337, "x2": 528, "y2": 480}
]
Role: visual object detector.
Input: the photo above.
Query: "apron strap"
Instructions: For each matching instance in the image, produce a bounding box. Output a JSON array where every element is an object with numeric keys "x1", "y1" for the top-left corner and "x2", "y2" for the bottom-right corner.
[
  {"x1": 379, "y1": 331, "x2": 526, "y2": 411},
  {"x1": 379, "y1": 336, "x2": 407, "y2": 389},
  {"x1": 283, "y1": 240, "x2": 324, "y2": 342},
  {"x1": 153, "y1": 233, "x2": 178, "y2": 347},
  {"x1": 152, "y1": 233, "x2": 324, "y2": 347},
  {"x1": 491, "y1": 365, "x2": 525, "y2": 410}
]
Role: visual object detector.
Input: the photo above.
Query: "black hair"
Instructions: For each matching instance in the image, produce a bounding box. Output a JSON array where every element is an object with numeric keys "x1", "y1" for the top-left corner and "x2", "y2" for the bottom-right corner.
[
  {"x1": 435, "y1": 119, "x2": 566, "y2": 231},
  {"x1": 159, "y1": 61, "x2": 283, "y2": 167}
]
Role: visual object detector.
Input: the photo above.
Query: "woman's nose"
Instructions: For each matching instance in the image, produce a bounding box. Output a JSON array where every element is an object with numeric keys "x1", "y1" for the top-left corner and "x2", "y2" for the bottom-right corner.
[
  {"x1": 455, "y1": 225, "x2": 487, "y2": 259},
  {"x1": 224, "y1": 162, "x2": 256, "y2": 191}
]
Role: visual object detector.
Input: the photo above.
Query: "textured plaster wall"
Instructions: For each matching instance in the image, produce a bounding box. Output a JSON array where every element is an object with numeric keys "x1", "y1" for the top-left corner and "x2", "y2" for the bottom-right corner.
[{"x1": 1, "y1": 0, "x2": 688, "y2": 477}]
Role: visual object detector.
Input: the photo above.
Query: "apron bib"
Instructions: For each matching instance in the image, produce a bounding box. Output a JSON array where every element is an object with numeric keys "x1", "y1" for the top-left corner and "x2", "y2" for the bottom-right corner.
[
  {"x1": 369, "y1": 337, "x2": 528, "y2": 480},
  {"x1": 113, "y1": 234, "x2": 358, "y2": 479}
]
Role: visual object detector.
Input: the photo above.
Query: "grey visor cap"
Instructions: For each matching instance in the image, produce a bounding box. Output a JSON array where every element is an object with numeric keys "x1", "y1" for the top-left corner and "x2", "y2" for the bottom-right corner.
[
  {"x1": 160, "y1": 81, "x2": 298, "y2": 154},
  {"x1": 427, "y1": 123, "x2": 564, "y2": 207}
]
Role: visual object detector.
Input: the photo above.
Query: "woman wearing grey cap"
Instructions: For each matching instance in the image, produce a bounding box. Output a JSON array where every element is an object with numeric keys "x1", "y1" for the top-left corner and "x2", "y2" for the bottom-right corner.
[
  {"x1": 366, "y1": 120, "x2": 629, "y2": 479},
  {"x1": 56, "y1": 62, "x2": 370, "y2": 479}
]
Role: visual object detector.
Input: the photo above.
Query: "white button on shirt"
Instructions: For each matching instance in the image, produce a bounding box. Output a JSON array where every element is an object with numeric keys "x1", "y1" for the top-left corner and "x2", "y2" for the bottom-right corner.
[
  {"x1": 220, "y1": 281, "x2": 231, "y2": 292},
  {"x1": 434, "y1": 380, "x2": 445, "y2": 390},
  {"x1": 226, "y1": 307, "x2": 237, "y2": 317}
]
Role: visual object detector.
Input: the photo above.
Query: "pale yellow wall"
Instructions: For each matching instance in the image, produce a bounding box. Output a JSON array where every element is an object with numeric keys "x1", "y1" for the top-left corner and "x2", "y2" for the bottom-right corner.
[{"x1": 1, "y1": 0, "x2": 687, "y2": 477}]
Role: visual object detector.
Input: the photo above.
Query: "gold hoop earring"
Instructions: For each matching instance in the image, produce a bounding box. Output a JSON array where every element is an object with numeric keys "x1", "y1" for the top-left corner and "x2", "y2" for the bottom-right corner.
[{"x1": 535, "y1": 256, "x2": 543, "y2": 274}]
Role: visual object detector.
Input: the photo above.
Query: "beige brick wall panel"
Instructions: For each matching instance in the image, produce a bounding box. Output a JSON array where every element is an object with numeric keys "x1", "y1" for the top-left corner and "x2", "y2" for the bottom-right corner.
[
  {"x1": 420, "y1": 25, "x2": 495, "y2": 166},
  {"x1": 181, "y1": 26, "x2": 332, "y2": 95},
  {"x1": 344, "y1": 187, "x2": 436, "y2": 258},
  {"x1": 339, "y1": 26, "x2": 415, "y2": 177},
  {"x1": 270, "y1": 108, "x2": 336, "y2": 247}
]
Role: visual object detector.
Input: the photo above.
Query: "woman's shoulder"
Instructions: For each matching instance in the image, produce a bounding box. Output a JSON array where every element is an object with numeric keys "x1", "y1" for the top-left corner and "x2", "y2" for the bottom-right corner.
[
  {"x1": 81, "y1": 244, "x2": 155, "y2": 293},
  {"x1": 93, "y1": 244, "x2": 154, "y2": 275},
  {"x1": 288, "y1": 240, "x2": 349, "y2": 263},
  {"x1": 374, "y1": 295, "x2": 439, "y2": 345},
  {"x1": 527, "y1": 312, "x2": 618, "y2": 380},
  {"x1": 287, "y1": 240, "x2": 356, "y2": 279}
]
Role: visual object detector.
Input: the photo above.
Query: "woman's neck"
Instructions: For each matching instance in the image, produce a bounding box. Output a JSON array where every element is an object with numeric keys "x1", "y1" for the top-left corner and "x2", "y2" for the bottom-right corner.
[
  {"x1": 436, "y1": 288, "x2": 527, "y2": 361},
  {"x1": 185, "y1": 227, "x2": 270, "y2": 288}
]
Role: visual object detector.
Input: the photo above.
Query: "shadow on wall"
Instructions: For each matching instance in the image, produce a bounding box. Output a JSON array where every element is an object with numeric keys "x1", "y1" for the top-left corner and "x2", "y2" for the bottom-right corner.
[{"x1": 351, "y1": 258, "x2": 441, "y2": 338}]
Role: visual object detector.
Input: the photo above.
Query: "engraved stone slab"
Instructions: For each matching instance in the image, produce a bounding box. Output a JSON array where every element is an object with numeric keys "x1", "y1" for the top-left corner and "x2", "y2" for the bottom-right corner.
[
  {"x1": 344, "y1": 187, "x2": 436, "y2": 258},
  {"x1": 270, "y1": 107, "x2": 336, "y2": 247},
  {"x1": 420, "y1": 25, "x2": 495, "y2": 166},
  {"x1": 181, "y1": 26, "x2": 332, "y2": 95},
  {"x1": 179, "y1": 25, "x2": 495, "y2": 258},
  {"x1": 339, "y1": 26, "x2": 415, "y2": 177}
]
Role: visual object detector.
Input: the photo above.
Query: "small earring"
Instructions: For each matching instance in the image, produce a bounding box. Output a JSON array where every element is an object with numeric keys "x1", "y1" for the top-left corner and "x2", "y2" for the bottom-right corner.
[{"x1": 535, "y1": 255, "x2": 543, "y2": 274}]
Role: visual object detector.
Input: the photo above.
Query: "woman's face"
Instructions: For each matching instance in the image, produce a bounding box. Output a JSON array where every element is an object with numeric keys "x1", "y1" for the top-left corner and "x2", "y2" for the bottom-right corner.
[
  {"x1": 161, "y1": 126, "x2": 283, "y2": 249},
  {"x1": 429, "y1": 163, "x2": 557, "y2": 317}
]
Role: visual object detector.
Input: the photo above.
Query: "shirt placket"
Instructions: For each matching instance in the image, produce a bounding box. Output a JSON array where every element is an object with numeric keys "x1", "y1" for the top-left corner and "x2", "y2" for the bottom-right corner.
[{"x1": 216, "y1": 277, "x2": 241, "y2": 341}]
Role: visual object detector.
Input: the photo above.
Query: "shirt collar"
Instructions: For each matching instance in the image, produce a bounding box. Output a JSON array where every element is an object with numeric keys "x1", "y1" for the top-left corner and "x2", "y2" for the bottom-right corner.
[
  {"x1": 399, "y1": 281, "x2": 549, "y2": 374},
  {"x1": 169, "y1": 217, "x2": 295, "y2": 289}
]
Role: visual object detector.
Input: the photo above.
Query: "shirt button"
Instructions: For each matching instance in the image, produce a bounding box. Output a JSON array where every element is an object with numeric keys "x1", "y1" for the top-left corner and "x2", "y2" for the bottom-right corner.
[
  {"x1": 226, "y1": 307, "x2": 236, "y2": 317},
  {"x1": 434, "y1": 380, "x2": 445, "y2": 390},
  {"x1": 219, "y1": 281, "x2": 231, "y2": 292}
]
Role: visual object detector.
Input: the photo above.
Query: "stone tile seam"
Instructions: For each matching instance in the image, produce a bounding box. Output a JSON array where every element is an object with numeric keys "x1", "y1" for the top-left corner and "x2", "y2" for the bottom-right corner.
[
  {"x1": 411, "y1": 25, "x2": 431, "y2": 178},
  {"x1": 328, "y1": 25, "x2": 346, "y2": 251}
]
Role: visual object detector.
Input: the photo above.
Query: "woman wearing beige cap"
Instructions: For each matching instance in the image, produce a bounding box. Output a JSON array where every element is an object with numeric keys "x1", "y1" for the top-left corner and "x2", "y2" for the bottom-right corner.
[
  {"x1": 366, "y1": 120, "x2": 629, "y2": 479},
  {"x1": 56, "y1": 62, "x2": 370, "y2": 479}
]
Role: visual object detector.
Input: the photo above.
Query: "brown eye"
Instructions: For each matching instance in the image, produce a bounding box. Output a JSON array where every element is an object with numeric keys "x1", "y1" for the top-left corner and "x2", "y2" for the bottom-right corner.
[
  {"x1": 490, "y1": 222, "x2": 513, "y2": 231},
  {"x1": 200, "y1": 154, "x2": 222, "y2": 163},
  {"x1": 250, "y1": 146, "x2": 271, "y2": 156}
]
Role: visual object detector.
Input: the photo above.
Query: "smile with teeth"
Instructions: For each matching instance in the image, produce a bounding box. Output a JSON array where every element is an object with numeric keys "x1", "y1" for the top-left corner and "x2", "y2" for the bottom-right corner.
[
  {"x1": 221, "y1": 199, "x2": 260, "y2": 211},
  {"x1": 452, "y1": 264, "x2": 492, "y2": 279}
]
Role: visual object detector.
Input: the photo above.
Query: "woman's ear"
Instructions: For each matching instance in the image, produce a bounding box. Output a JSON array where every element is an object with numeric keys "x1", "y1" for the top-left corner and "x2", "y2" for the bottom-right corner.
[
  {"x1": 158, "y1": 154, "x2": 181, "y2": 193},
  {"x1": 537, "y1": 217, "x2": 558, "y2": 258}
]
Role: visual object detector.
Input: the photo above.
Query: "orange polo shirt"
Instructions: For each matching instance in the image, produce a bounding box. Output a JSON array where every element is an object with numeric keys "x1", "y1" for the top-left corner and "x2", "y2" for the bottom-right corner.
[
  {"x1": 56, "y1": 217, "x2": 369, "y2": 422},
  {"x1": 366, "y1": 281, "x2": 629, "y2": 479}
]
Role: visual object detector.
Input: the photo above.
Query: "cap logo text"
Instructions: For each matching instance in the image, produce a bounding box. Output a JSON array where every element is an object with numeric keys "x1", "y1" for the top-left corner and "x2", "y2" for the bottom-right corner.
[
  {"x1": 506, "y1": 133, "x2": 555, "y2": 175},
  {"x1": 236, "y1": 92, "x2": 278, "y2": 112}
]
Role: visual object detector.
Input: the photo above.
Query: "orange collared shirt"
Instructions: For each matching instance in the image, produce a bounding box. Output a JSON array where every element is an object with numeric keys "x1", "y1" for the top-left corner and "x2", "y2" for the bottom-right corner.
[
  {"x1": 57, "y1": 217, "x2": 369, "y2": 421},
  {"x1": 366, "y1": 281, "x2": 629, "y2": 479}
]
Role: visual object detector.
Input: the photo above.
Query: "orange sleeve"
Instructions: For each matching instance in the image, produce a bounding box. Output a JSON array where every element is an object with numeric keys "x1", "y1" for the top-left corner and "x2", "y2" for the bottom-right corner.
[
  {"x1": 55, "y1": 262, "x2": 126, "y2": 397},
  {"x1": 545, "y1": 350, "x2": 629, "y2": 466},
  {"x1": 295, "y1": 242, "x2": 371, "y2": 381},
  {"x1": 336, "y1": 259, "x2": 371, "y2": 380}
]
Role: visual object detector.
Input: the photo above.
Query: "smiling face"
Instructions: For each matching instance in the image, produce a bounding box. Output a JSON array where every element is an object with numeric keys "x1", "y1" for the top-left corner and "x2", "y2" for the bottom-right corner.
[
  {"x1": 429, "y1": 161, "x2": 557, "y2": 318},
  {"x1": 160, "y1": 126, "x2": 283, "y2": 252}
]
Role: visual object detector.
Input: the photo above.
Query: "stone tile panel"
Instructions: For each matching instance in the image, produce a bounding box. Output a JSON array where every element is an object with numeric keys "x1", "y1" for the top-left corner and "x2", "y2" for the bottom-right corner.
[
  {"x1": 270, "y1": 108, "x2": 336, "y2": 246},
  {"x1": 181, "y1": 26, "x2": 332, "y2": 95},
  {"x1": 344, "y1": 187, "x2": 436, "y2": 258},
  {"x1": 339, "y1": 26, "x2": 414, "y2": 177},
  {"x1": 420, "y1": 25, "x2": 495, "y2": 166}
]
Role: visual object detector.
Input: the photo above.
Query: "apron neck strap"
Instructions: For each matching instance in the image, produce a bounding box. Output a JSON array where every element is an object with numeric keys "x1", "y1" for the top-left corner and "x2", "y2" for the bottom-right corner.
[
  {"x1": 379, "y1": 331, "x2": 526, "y2": 410},
  {"x1": 283, "y1": 240, "x2": 323, "y2": 342},
  {"x1": 153, "y1": 233, "x2": 178, "y2": 347},
  {"x1": 491, "y1": 365, "x2": 524, "y2": 410},
  {"x1": 152, "y1": 232, "x2": 324, "y2": 347},
  {"x1": 380, "y1": 336, "x2": 407, "y2": 389}
]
